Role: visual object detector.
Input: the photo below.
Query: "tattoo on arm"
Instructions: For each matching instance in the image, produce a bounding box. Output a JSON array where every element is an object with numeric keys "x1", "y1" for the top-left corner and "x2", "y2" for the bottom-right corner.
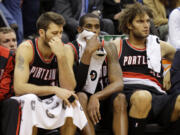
[
  {"x1": 17, "y1": 55, "x2": 24, "y2": 71},
  {"x1": 105, "y1": 43, "x2": 123, "y2": 79},
  {"x1": 104, "y1": 43, "x2": 119, "y2": 63}
]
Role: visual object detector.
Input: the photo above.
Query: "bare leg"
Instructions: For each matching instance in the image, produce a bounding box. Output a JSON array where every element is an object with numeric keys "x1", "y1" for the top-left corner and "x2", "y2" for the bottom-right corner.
[
  {"x1": 113, "y1": 93, "x2": 128, "y2": 135},
  {"x1": 77, "y1": 92, "x2": 95, "y2": 135},
  {"x1": 128, "y1": 90, "x2": 152, "y2": 135},
  {"x1": 61, "y1": 117, "x2": 77, "y2": 135},
  {"x1": 171, "y1": 95, "x2": 180, "y2": 121},
  {"x1": 129, "y1": 90, "x2": 152, "y2": 118},
  {"x1": 32, "y1": 126, "x2": 37, "y2": 135}
]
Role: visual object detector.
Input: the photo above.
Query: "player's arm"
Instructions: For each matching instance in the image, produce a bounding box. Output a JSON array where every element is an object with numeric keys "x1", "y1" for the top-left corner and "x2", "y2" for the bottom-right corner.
[
  {"x1": 14, "y1": 41, "x2": 57, "y2": 96},
  {"x1": 160, "y1": 41, "x2": 176, "y2": 62},
  {"x1": 160, "y1": 41, "x2": 176, "y2": 91},
  {"x1": 87, "y1": 42, "x2": 124, "y2": 124},
  {"x1": 14, "y1": 41, "x2": 76, "y2": 106},
  {"x1": 75, "y1": 35, "x2": 101, "y2": 91},
  {"x1": 62, "y1": 45, "x2": 77, "y2": 90},
  {"x1": 49, "y1": 37, "x2": 76, "y2": 91},
  {"x1": 93, "y1": 42, "x2": 124, "y2": 100}
]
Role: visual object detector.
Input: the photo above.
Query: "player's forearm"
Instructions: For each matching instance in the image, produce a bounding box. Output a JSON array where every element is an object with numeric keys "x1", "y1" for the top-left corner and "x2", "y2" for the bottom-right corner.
[
  {"x1": 14, "y1": 82, "x2": 56, "y2": 96},
  {"x1": 57, "y1": 55, "x2": 76, "y2": 91},
  {"x1": 80, "y1": 49, "x2": 93, "y2": 65},
  {"x1": 94, "y1": 79, "x2": 124, "y2": 101}
]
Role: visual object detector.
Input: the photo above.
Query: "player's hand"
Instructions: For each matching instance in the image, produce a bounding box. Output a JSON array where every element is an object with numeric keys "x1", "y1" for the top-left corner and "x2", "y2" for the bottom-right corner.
[
  {"x1": 48, "y1": 36, "x2": 65, "y2": 57},
  {"x1": 54, "y1": 87, "x2": 78, "y2": 107},
  {"x1": 163, "y1": 70, "x2": 171, "y2": 91},
  {"x1": 85, "y1": 35, "x2": 101, "y2": 55},
  {"x1": 87, "y1": 95, "x2": 101, "y2": 125}
]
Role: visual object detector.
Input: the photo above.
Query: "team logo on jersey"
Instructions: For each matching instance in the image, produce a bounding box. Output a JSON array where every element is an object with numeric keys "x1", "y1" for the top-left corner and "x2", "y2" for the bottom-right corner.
[
  {"x1": 31, "y1": 100, "x2": 36, "y2": 111},
  {"x1": 44, "y1": 97, "x2": 54, "y2": 105},
  {"x1": 156, "y1": 38, "x2": 160, "y2": 44},
  {"x1": 90, "y1": 70, "x2": 97, "y2": 81},
  {"x1": 51, "y1": 102, "x2": 60, "y2": 109},
  {"x1": 46, "y1": 109, "x2": 55, "y2": 118}
]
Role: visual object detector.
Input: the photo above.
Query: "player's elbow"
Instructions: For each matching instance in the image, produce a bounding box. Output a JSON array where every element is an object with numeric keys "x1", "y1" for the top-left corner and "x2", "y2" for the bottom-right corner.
[
  {"x1": 13, "y1": 81, "x2": 24, "y2": 96},
  {"x1": 116, "y1": 78, "x2": 124, "y2": 92},
  {"x1": 71, "y1": 80, "x2": 77, "y2": 91},
  {"x1": 110, "y1": 77, "x2": 124, "y2": 92}
]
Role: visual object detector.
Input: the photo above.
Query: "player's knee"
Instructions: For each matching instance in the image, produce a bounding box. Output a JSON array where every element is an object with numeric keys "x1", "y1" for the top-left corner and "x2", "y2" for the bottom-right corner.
[
  {"x1": 77, "y1": 92, "x2": 88, "y2": 106},
  {"x1": 175, "y1": 95, "x2": 180, "y2": 111},
  {"x1": 131, "y1": 90, "x2": 152, "y2": 112},
  {"x1": 113, "y1": 93, "x2": 127, "y2": 112},
  {"x1": 64, "y1": 117, "x2": 75, "y2": 127}
]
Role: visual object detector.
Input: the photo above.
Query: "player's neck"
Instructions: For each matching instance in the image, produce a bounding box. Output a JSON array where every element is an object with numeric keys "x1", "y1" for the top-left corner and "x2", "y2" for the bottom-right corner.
[
  {"x1": 38, "y1": 38, "x2": 53, "y2": 60},
  {"x1": 128, "y1": 36, "x2": 146, "y2": 49}
]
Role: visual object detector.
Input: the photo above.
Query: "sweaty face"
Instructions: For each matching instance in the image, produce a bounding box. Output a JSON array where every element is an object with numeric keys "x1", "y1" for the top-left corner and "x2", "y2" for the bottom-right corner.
[
  {"x1": 0, "y1": 32, "x2": 17, "y2": 51},
  {"x1": 129, "y1": 14, "x2": 150, "y2": 39},
  {"x1": 42, "y1": 23, "x2": 63, "y2": 46},
  {"x1": 82, "y1": 17, "x2": 100, "y2": 35}
]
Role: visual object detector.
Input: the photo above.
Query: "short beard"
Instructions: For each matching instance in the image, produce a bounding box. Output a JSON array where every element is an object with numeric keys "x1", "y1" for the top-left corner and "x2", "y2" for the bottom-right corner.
[
  {"x1": 43, "y1": 32, "x2": 50, "y2": 48},
  {"x1": 134, "y1": 32, "x2": 148, "y2": 40}
]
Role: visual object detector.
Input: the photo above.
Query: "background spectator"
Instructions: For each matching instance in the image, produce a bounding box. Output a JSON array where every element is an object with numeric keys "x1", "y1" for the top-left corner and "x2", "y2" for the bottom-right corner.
[
  {"x1": 143, "y1": 0, "x2": 168, "y2": 40},
  {"x1": 0, "y1": 2, "x2": 18, "y2": 30},
  {"x1": 2, "y1": 0, "x2": 23, "y2": 44},
  {"x1": 168, "y1": 0, "x2": 180, "y2": 49},
  {"x1": 52, "y1": 0, "x2": 114, "y2": 41},
  {"x1": 103, "y1": 0, "x2": 122, "y2": 34},
  {"x1": 0, "y1": 27, "x2": 17, "y2": 52},
  {"x1": 22, "y1": 0, "x2": 40, "y2": 39}
]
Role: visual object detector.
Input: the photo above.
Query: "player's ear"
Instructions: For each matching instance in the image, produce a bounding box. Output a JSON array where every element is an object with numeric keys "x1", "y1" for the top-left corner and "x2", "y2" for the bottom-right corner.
[
  {"x1": 127, "y1": 23, "x2": 132, "y2": 30},
  {"x1": 39, "y1": 29, "x2": 45, "y2": 38},
  {"x1": 77, "y1": 26, "x2": 83, "y2": 33}
]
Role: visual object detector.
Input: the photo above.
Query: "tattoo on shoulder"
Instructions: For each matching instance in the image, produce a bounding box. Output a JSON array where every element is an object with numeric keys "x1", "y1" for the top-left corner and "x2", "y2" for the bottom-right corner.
[
  {"x1": 104, "y1": 43, "x2": 118, "y2": 62},
  {"x1": 17, "y1": 55, "x2": 24, "y2": 70}
]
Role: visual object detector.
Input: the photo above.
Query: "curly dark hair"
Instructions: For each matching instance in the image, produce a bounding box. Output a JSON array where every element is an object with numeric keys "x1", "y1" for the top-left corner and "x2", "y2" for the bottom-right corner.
[{"x1": 118, "y1": 2, "x2": 153, "y2": 34}]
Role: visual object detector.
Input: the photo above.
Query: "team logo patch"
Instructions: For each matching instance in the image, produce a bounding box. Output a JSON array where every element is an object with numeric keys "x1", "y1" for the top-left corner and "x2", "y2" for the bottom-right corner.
[
  {"x1": 156, "y1": 38, "x2": 160, "y2": 44},
  {"x1": 31, "y1": 100, "x2": 36, "y2": 111},
  {"x1": 46, "y1": 109, "x2": 55, "y2": 118},
  {"x1": 51, "y1": 102, "x2": 60, "y2": 109},
  {"x1": 45, "y1": 97, "x2": 54, "y2": 104},
  {"x1": 90, "y1": 70, "x2": 97, "y2": 81}
]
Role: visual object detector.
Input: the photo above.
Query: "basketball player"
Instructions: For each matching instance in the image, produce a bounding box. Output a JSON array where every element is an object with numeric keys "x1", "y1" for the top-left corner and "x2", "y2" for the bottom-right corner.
[
  {"x1": 68, "y1": 13, "x2": 127, "y2": 135},
  {"x1": 14, "y1": 12, "x2": 87, "y2": 135},
  {"x1": 112, "y1": 2, "x2": 180, "y2": 135}
]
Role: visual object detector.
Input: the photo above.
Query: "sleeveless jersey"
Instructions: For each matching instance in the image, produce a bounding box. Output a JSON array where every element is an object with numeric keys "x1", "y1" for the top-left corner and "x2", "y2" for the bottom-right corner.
[
  {"x1": 118, "y1": 39, "x2": 165, "y2": 94},
  {"x1": 67, "y1": 40, "x2": 109, "y2": 93},
  {"x1": 28, "y1": 38, "x2": 59, "y2": 87}
]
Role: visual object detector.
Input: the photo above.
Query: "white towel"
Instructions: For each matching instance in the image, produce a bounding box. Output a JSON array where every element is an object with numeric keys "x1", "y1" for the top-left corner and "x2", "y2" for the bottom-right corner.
[
  {"x1": 146, "y1": 35, "x2": 161, "y2": 73},
  {"x1": 83, "y1": 50, "x2": 106, "y2": 94},
  {"x1": 77, "y1": 30, "x2": 107, "y2": 94},
  {"x1": 77, "y1": 30, "x2": 95, "y2": 59},
  {"x1": 12, "y1": 94, "x2": 87, "y2": 135}
]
